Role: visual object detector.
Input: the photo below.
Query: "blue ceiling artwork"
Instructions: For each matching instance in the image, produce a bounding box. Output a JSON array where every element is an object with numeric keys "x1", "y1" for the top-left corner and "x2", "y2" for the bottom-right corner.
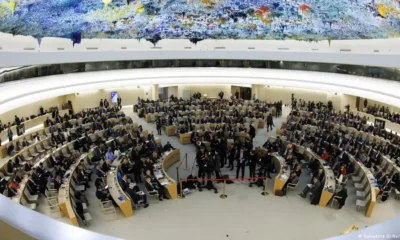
[{"x1": 0, "y1": 0, "x2": 399, "y2": 45}]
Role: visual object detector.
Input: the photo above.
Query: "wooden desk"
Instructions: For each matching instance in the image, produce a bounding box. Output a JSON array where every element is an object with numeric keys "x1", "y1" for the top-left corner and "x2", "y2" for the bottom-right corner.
[
  {"x1": 145, "y1": 114, "x2": 152, "y2": 123},
  {"x1": 258, "y1": 119, "x2": 265, "y2": 128},
  {"x1": 256, "y1": 147, "x2": 290, "y2": 193},
  {"x1": 106, "y1": 171, "x2": 133, "y2": 217},
  {"x1": 180, "y1": 133, "x2": 192, "y2": 145},
  {"x1": 272, "y1": 154, "x2": 290, "y2": 193},
  {"x1": 165, "y1": 126, "x2": 176, "y2": 136},
  {"x1": 300, "y1": 146, "x2": 336, "y2": 207},
  {"x1": 160, "y1": 149, "x2": 180, "y2": 199},
  {"x1": 58, "y1": 162, "x2": 79, "y2": 226}
]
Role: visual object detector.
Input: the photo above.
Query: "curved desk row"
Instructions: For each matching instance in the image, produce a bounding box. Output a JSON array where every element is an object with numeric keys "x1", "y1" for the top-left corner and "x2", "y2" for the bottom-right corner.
[
  {"x1": 352, "y1": 110, "x2": 400, "y2": 135},
  {"x1": 256, "y1": 146, "x2": 291, "y2": 193},
  {"x1": 153, "y1": 149, "x2": 180, "y2": 199},
  {"x1": 0, "y1": 110, "x2": 69, "y2": 146},
  {"x1": 0, "y1": 116, "x2": 130, "y2": 172},
  {"x1": 179, "y1": 130, "x2": 250, "y2": 145},
  {"x1": 347, "y1": 153, "x2": 378, "y2": 218},
  {"x1": 57, "y1": 124, "x2": 134, "y2": 225},
  {"x1": 107, "y1": 148, "x2": 133, "y2": 217},
  {"x1": 271, "y1": 136, "x2": 336, "y2": 207},
  {"x1": 0, "y1": 114, "x2": 129, "y2": 160}
]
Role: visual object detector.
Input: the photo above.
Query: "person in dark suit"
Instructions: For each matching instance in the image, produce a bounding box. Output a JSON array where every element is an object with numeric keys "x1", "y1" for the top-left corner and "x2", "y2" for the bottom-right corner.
[
  {"x1": 95, "y1": 164, "x2": 107, "y2": 178},
  {"x1": 145, "y1": 177, "x2": 169, "y2": 201},
  {"x1": 119, "y1": 174, "x2": 128, "y2": 191},
  {"x1": 248, "y1": 150, "x2": 258, "y2": 179},
  {"x1": 53, "y1": 175, "x2": 62, "y2": 191},
  {"x1": 126, "y1": 183, "x2": 149, "y2": 208},
  {"x1": 299, "y1": 176, "x2": 321, "y2": 198},
  {"x1": 335, "y1": 187, "x2": 348, "y2": 209},
  {"x1": 227, "y1": 144, "x2": 236, "y2": 170},
  {"x1": 163, "y1": 141, "x2": 175, "y2": 152},
  {"x1": 236, "y1": 148, "x2": 246, "y2": 179},
  {"x1": 156, "y1": 118, "x2": 162, "y2": 135},
  {"x1": 378, "y1": 175, "x2": 392, "y2": 202},
  {"x1": 101, "y1": 159, "x2": 111, "y2": 173},
  {"x1": 249, "y1": 125, "x2": 256, "y2": 140}
]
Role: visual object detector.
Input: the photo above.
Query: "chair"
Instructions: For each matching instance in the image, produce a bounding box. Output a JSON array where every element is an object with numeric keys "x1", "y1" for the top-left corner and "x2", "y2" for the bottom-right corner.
[
  {"x1": 25, "y1": 188, "x2": 39, "y2": 203},
  {"x1": 356, "y1": 194, "x2": 371, "y2": 211},
  {"x1": 46, "y1": 197, "x2": 62, "y2": 218},
  {"x1": 377, "y1": 191, "x2": 391, "y2": 203},
  {"x1": 22, "y1": 151, "x2": 33, "y2": 162},
  {"x1": 98, "y1": 200, "x2": 117, "y2": 221},
  {"x1": 356, "y1": 187, "x2": 369, "y2": 199},
  {"x1": 330, "y1": 195, "x2": 343, "y2": 208},
  {"x1": 145, "y1": 185, "x2": 160, "y2": 203},
  {"x1": 45, "y1": 189, "x2": 58, "y2": 200},
  {"x1": 355, "y1": 177, "x2": 367, "y2": 190},
  {"x1": 43, "y1": 141, "x2": 52, "y2": 150},
  {"x1": 21, "y1": 195, "x2": 37, "y2": 210},
  {"x1": 29, "y1": 147, "x2": 39, "y2": 158},
  {"x1": 286, "y1": 182, "x2": 298, "y2": 193},
  {"x1": 36, "y1": 144, "x2": 46, "y2": 155},
  {"x1": 395, "y1": 189, "x2": 400, "y2": 200}
]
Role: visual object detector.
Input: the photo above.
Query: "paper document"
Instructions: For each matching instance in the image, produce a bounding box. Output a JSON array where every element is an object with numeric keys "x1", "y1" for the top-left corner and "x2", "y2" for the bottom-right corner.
[{"x1": 307, "y1": 184, "x2": 312, "y2": 188}]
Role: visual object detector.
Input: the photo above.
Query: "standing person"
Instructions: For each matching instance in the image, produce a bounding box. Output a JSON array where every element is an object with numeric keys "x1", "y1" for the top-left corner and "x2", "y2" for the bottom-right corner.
[
  {"x1": 219, "y1": 91, "x2": 224, "y2": 100},
  {"x1": 262, "y1": 151, "x2": 273, "y2": 179},
  {"x1": 100, "y1": 99, "x2": 104, "y2": 108},
  {"x1": 235, "y1": 90, "x2": 239, "y2": 99},
  {"x1": 266, "y1": 113, "x2": 274, "y2": 132},
  {"x1": 227, "y1": 143, "x2": 236, "y2": 170},
  {"x1": 156, "y1": 117, "x2": 162, "y2": 135},
  {"x1": 236, "y1": 148, "x2": 246, "y2": 179},
  {"x1": 213, "y1": 150, "x2": 222, "y2": 180},
  {"x1": 219, "y1": 137, "x2": 227, "y2": 168},
  {"x1": 197, "y1": 148, "x2": 207, "y2": 185},
  {"x1": 117, "y1": 96, "x2": 122, "y2": 108},
  {"x1": 248, "y1": 150, "x2": 258, "y2": 180},
  {"x1": 7, "y1": 127, "x2": 13, "y2": 142}
]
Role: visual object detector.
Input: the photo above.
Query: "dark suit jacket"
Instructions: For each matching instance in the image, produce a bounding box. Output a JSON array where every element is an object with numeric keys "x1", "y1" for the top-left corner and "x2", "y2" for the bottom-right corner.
[
  {"x1": 145, "y1": 181, "x2": 156, "y2": 192},
  {"x1": 235, "y1": 152, "x2": 247, "y2": 165},
  {"x1": 120, "y1": 179, "x2": 128, "y2": 191},
  {"x1": 311, "y1": 181, "x2": 321, "y2": 194},
  {"x1": 101, "y1": 162, "x2": 111, "y2": 172},
  {"x1": 96, "y1": 169, "x2": 106, "y2": 178}
]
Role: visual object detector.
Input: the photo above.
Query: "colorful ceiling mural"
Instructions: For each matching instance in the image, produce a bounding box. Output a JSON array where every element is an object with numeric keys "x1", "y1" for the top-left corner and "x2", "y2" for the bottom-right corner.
[{"x1": 0, "y1": 0, "x2": 399, "y2": 45}]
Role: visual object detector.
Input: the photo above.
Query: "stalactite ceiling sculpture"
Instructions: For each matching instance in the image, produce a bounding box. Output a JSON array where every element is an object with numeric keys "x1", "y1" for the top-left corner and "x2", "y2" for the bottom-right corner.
[{"x1": 0, "y1": 0, "x2": 399, "y2": 45}]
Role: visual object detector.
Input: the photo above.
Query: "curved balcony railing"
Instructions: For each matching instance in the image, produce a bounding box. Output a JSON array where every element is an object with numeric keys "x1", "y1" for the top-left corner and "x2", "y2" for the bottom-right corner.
[{"x1": 1, "y1": 60, "x2": 399, "y2": 84}]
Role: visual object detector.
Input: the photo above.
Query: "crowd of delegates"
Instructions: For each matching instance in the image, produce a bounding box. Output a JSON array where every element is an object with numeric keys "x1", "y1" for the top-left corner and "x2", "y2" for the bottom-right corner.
[
  {"x1": 136, "y1": 97, "x2": 282, "y2": 135},
  {"x1": 281, "y1": 107, "x2": 400, "y2": 204},
  {"x1": 99, "y1": 97, "x2": 123, "y2": 109},
  {"x1": 103, "y1": 130, "x2": 177, "y2": 203},
  {"x1": 0, "y1": 107, "x2": 130, "y2": 203},
  {"x1": 365, "y1": 104, "x2": 400, "y2": 124},
  {"x1": 5, "y1": 106, "x2": 129, "y2": 156}
]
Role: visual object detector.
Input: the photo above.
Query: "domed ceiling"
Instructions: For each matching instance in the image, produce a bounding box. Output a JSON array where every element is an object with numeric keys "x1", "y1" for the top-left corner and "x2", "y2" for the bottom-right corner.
[{"x1": 0, "y1": 0, "x2": 399, "y2": 45}]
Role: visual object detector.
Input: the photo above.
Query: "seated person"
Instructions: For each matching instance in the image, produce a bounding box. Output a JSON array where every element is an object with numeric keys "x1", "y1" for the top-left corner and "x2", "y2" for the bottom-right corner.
[
  {"x1": 299, "y1": 176, "x2": 321, "y2": 198},
  {"x1": 144, "y1": 177, "x2": 169, "y2": 201},
  {"x1": 101, "y1": 159, "x2": 112, "y2": 173},
  {"x1": 282, "y1": 172, "x2": 299, "y2": 192},
  {"x1": 96, "y1": 163, "x2": 107, "y2": 178},
  {"x1": 378, "y1": 175, "x2": 392, "y2": 202},
  {"x1": 186, "y1": 173, "x2": 202, "y2": 191},
  {"x1": 126, "y1": 183, "x2": 149, "y2": 208},
  {"x1": 163, "y1": 141, "x2": 175, "y2": 152},
  {"x1": 334, "y1": 187, "x2": 348, "y2": 209},
  {"x1": 105, "y1": 148, "x2": 115, "y2": 162}
]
